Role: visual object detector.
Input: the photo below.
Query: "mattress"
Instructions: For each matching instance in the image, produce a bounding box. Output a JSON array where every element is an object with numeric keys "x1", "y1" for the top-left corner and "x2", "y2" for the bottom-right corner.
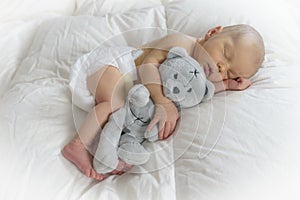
[{"x1": 0, "y1": 0, "x2": 300, "y2": 199}]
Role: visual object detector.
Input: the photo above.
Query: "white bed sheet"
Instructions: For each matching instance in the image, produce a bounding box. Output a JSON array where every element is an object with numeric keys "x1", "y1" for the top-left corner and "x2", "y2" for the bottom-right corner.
[{"x1": 1, "y1": 0, "x2": 300, "y2": 199}]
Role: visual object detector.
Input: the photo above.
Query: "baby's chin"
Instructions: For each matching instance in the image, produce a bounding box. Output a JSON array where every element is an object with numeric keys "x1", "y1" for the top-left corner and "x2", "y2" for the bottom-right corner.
[{"x1": 206, "y1": 74, "x2": 223, "y2": 83}]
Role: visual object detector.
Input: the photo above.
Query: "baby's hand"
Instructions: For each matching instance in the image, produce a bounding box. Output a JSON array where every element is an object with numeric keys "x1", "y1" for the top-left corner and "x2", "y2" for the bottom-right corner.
[
  {"x1": 147, "y1": 101, "x2": 179, "y2": 140},
  {"x1": 224, "y1": 78, "x2": 252, "y2": 91}
]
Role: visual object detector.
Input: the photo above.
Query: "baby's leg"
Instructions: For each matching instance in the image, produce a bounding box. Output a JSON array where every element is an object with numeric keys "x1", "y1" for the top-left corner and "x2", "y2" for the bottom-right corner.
[{"x1": 62, "y1": 66, "x2": 126, "y2": 180}]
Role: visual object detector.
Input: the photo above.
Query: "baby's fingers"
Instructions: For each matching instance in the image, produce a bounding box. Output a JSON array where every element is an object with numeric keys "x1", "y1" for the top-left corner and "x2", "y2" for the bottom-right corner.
[
  {"x1": 163, "y1": 122, "x2": 171, "y2": 139},
  {"x1": 238, "y1": 78, "x2": 252, "y2": 89},
  {"x1": 147, "y1": 118, "x2": 159, "y2": 132},
  {"x1": 169, "y1": 122, "x2": 176, "y2": 135},
  {"x1": 158, "y1": 120, "x2": 165, "y2": 140}
]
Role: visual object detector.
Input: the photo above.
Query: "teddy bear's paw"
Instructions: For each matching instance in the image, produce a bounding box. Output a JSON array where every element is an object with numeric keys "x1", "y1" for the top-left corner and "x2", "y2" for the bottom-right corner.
[
  {"x1": 93, "y1": 157, "x2": 116, "y2": 174},
  {"x1": 118, "y1": 143, "x2": 150, "y2": 165}
]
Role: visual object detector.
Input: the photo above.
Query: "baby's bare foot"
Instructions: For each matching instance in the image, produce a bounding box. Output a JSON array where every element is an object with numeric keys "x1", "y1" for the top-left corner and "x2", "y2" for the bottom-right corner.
[
  {"x1": 61, "y1": 137, "x2": 106, "y2": 181},
  {"x1": 109, "y1": 160, "x2": 133, "y2": 175}
]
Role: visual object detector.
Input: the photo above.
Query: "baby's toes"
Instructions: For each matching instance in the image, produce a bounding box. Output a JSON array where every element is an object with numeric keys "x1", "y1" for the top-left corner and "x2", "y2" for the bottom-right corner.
[
  {"x1": 96, "y1": 173, "x2": 107, "y2": 181},
  {"x1": 108, "y1": 169, "x2": 121, "y2": 175},
  {"x1": 123, "y1": 163, "x2": 133, "y2": 171},
  {"x1": 107, "y1": 160, "x2": 134, "y2": 175}
]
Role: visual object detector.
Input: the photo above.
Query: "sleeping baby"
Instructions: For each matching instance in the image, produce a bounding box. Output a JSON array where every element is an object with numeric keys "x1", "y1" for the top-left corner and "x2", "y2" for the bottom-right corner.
[
  {"x1": 62, "y1": 24, "x2": 265, "y2": 181},
  {"x1": 92, "y1": 47, "x2": 215, "y2": 174}
]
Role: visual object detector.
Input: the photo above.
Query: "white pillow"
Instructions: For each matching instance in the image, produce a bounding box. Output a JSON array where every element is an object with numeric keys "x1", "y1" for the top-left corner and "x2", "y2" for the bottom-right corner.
[
  {"x1": 13, "y1": 6, "x2": 167, "y2": 84},
  {"x1": 166, "y1": 0, "x2": 300, "y2": 65},
  {"x1": 284, "y1": 0, "x2": 300, "y2": 27},
  {"x1": 0, "y1": 20, "x2": 41, "y2": 96},
  {"x1": 0, "y1": 0, "x2": 75, "y2": 22},
  {"x1": 74, "y1": 0, "x2": 162, "y2": 16}
]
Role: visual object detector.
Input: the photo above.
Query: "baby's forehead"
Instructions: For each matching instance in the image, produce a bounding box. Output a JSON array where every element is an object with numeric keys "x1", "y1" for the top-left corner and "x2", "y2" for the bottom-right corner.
[
  {"x1": 232, "y1": 53, "x2": 259, "y2": 78},
  {"x1": 230, "y1": 40, "x2": 261, "y2": 76}
]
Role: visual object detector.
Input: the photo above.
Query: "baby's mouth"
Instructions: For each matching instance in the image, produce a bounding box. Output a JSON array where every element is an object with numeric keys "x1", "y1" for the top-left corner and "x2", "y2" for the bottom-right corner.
[{"x1": 204, "y1": 64, "x2": 212, "y2": 77}]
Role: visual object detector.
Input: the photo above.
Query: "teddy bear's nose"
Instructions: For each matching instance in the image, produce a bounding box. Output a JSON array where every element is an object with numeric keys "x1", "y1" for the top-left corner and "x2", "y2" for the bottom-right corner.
[{"x1": 173, "y1": 87, "x2": 180, "y2": 94}]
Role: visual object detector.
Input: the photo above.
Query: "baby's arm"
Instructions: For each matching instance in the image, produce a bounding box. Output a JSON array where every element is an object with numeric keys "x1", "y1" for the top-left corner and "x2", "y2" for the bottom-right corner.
[
  {"x1": 213, "y1": 78, "x2": 252, "y2": 93},
  {"x1": 138, "y1": 49, "x2": 179, "y2": 139},
  {"x1": 137, "y1": 34, "x2": 196, "y2": 138},
  {"x1": 138, "y1": 49, "x2": 168, "y2": 102}
]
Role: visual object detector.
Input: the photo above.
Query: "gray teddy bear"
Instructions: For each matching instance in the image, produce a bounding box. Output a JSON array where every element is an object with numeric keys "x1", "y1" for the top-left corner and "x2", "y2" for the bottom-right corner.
[{"x1": 93, "y1": 47, "x2": 215, "y2": 174}]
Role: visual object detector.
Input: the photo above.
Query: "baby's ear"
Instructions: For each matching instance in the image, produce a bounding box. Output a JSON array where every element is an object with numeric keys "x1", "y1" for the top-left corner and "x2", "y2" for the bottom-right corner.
[
  {"x1": 204, "y1": 26, "x2": 223, "y2": 41},
  {"x1": 167, "y1": 47, "x2": 189, "y2": 59}
]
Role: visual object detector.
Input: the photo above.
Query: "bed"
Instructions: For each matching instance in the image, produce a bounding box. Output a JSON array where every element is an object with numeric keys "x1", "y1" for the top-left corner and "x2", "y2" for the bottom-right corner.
[{"x1": 0, "y1": 0, "x2": 300, "y2": 199}]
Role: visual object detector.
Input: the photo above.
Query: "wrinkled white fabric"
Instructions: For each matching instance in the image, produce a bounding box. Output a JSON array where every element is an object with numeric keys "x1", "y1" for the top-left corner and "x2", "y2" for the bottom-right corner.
[{"x1": 1, "y1": 0, "x2": 300, "y2": 200}]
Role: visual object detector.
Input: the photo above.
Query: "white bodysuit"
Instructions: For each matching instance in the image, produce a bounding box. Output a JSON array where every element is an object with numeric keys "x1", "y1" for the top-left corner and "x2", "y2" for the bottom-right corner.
[{"x1": 69, "y1": 46, "x2": 143, "y2": 112}]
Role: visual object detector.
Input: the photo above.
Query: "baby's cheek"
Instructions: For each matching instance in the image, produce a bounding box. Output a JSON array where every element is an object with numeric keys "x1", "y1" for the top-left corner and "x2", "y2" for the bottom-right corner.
[{"x1": 209, "y1": 72, "x2": 223, "y2": 82}]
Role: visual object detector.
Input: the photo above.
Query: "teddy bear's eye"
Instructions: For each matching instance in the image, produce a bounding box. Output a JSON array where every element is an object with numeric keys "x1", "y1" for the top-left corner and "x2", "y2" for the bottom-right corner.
[
  {"x1": 174, "y1": 73, "x2": 178, "y2": 79},
  {"x1": 184, "y1": 69, "x2": 200, "y2": 87},
  {"x1": 189, "y1": 69, "x2": 199, "y2": 77},
  {"x1": 187, "y1": 88, "x2": 192, "y2": 93}
]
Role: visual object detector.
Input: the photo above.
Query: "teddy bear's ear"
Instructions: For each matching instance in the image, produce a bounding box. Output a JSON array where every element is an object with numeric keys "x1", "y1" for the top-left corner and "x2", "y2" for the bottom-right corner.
[
  {"x1": 202, "y1": 80, "x2": 215, "y2": 102},
  {"x1": 167, "y1": 47, "x2": 189, "y2": 59}
]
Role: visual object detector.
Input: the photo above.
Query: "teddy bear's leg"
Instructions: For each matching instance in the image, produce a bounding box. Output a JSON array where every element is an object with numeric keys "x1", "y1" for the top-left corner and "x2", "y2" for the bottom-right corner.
[
  {"x1": 93, "y1": 108, "x2": 125, "y2": 174},
  {"x1": 93, "y1": 124, "x2": 120, "y2": 174},
  {"x1": 117, "y1": 134, "x2": 150, "y2": 165}
]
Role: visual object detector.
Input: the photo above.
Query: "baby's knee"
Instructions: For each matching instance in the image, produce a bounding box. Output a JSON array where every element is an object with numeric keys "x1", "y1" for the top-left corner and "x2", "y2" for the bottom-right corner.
[{"x1": 94, "y1": 101, "x2": 124, "y2": 116}]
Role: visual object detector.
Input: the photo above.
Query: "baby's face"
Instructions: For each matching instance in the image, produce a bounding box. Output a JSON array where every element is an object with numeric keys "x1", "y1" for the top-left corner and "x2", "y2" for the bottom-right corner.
[{"x1": 195, "y1": 33, "x2": 259, "y2": 82}]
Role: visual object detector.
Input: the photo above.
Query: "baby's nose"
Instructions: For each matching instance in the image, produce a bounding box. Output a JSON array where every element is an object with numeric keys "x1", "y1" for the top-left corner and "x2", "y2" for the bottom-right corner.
[{"x1": 222, "y1": 72, "x2": 228, "y2": 80}]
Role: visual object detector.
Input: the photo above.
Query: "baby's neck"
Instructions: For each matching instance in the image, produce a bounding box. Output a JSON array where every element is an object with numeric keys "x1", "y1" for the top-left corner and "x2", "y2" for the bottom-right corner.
[
  {"x1": 191, "y1": 37, "x2": 205, "y2": 59},
  {"x1": 191, "y1": 37, "x2": 207, "y2": 67}
]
